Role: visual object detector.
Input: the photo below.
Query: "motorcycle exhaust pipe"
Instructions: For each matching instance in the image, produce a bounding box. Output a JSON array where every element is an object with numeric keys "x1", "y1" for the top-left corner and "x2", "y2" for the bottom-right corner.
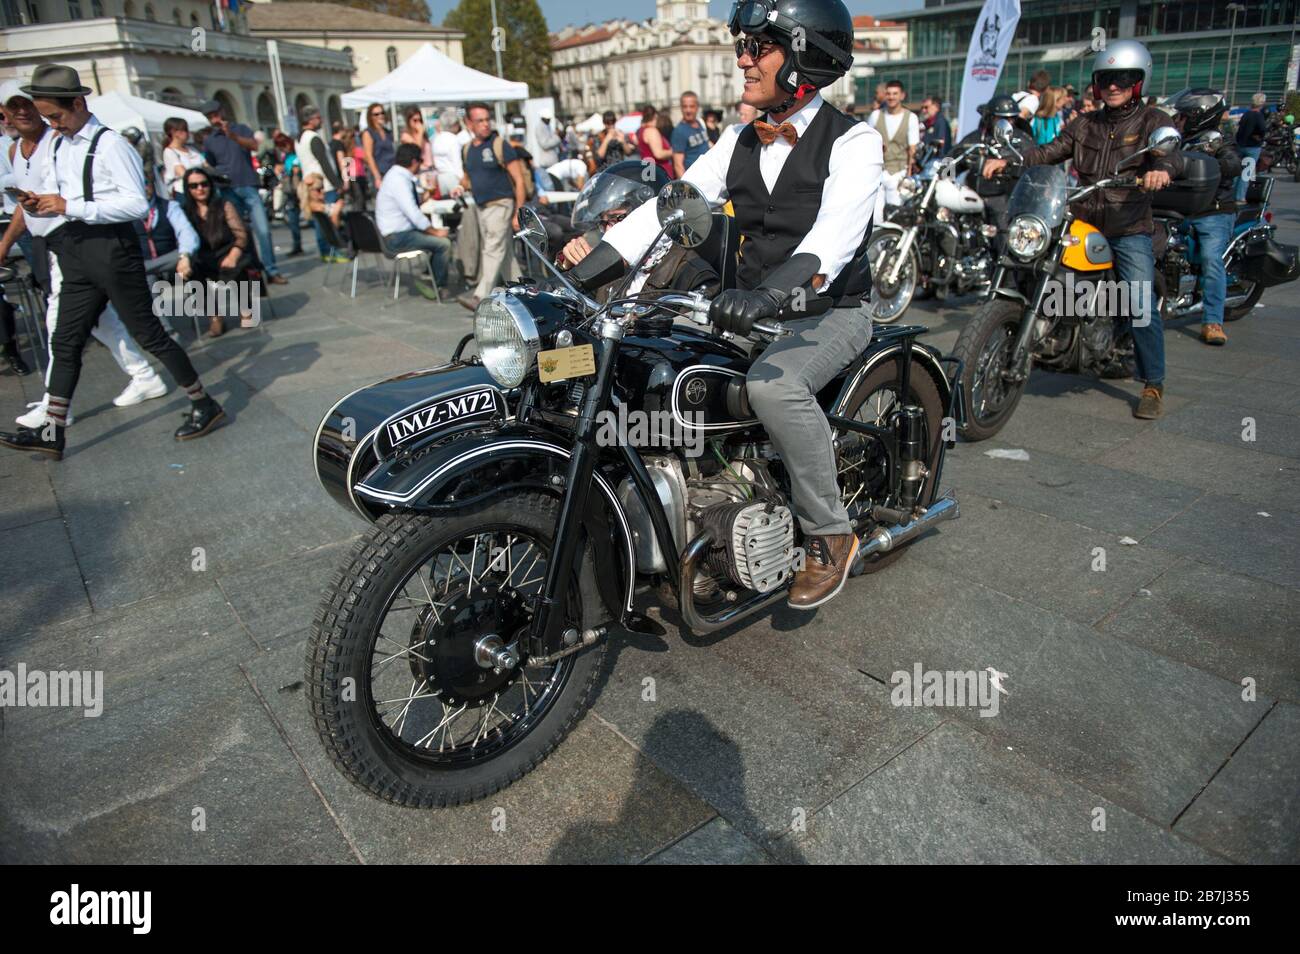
[{"x1": 859, "y1": 493, "x2": 960, "y2": 559}]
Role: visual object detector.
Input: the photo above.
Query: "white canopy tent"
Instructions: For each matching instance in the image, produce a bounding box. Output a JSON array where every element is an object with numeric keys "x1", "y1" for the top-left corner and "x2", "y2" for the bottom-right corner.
[
  {"x1": 340, "y1": 44, "x2": 529, "y2": 110},
  {"x1": 87, "y1": 91, "x2": 210, "y2": 138}
]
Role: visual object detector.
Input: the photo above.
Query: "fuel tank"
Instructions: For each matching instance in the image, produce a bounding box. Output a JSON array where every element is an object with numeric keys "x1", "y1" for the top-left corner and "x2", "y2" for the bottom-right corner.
[{"x1": 613, "y1": 322, "x2": 759, "y2": 444}]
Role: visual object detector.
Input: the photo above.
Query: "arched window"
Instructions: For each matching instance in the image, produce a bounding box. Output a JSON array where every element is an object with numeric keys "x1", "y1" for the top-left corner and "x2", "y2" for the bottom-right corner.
[
  {"x1": 67, "y1": 0, "x2": 83, "y2": 18},
  {"x1": 91, "y1": 0, "x2": 104, "y2": 15},
  {"x1": 327, "y1": 95, "x2": 342, "y2": 127},
  {"x1": 123, "y1": 0, "x2": 135, "y2": 16},
  {"x1": 256, "y1": 92, "x2": 277, "y2": 132},
  {"x1": 386, "y1": 46, "x2": 398, "y2": 71},
  {"x1": 171, "y1": 6, "x2": 181, "y2": 23},
  {"x1": 189, "y1": 11, "x2": 198, "y2": 25},
  {"x1": 342, "y1": 45, "x2": 353, "y2": 62},
  {"x1": 143, "y1": 3, "x2": 155, "y2": 21},
  {"x1": 213, "y1": 89, "x2": 238, "y2": 123},
  {"x1": 160, "y1": 87, "x2": 184, "y2": 106}
]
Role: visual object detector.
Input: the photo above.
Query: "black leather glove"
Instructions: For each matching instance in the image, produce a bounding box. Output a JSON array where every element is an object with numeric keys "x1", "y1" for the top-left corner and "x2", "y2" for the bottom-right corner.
[
  {"x1": 568, "y1": 240, "x2": 627, "y2": 292},
  {"x1": 709, "y1": 287, "x2": 782, "y2": 335}
]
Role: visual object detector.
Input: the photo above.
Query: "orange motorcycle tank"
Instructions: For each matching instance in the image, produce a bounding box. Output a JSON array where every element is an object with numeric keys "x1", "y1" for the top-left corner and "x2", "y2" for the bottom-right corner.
[{"x1": 1061, "y1": 219, "x2": 1112, "y2": 272}]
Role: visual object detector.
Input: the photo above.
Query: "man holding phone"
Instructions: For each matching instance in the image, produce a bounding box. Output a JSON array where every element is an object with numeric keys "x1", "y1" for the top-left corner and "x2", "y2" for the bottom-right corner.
[{"x1": 0, "y1": 65, "x2": 225, "y2": 460}]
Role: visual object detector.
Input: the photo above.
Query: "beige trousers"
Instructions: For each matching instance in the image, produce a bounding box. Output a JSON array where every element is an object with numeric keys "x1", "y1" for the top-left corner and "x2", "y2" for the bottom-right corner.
[{"x1": 473, "y1": 199, "x2": 519, "y2": 300}]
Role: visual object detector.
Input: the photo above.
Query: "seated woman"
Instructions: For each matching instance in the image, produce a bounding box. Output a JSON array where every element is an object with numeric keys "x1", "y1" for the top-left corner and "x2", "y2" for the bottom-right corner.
[
  {"x1": 555, "y1": 160, "x2": 718, "y2": 303},
  {"x1": 179, "y1": 167, "x2": 255, "y2": 337}
]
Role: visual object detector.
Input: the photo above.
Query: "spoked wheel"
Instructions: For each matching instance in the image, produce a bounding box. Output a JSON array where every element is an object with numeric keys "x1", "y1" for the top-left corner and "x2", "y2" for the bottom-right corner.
[
  {"x1": 835, "y1": 356, "x2": 944, "y2": 573},
  {"x1": 306, "y1": 493, "x2": 604, "y2": 807},
  {"x1": 865, "y1": 231, "x2": 917, "y2": 323},
  {"x1": 953, "y1": 299, "x2": 1026, "y2": 441}
]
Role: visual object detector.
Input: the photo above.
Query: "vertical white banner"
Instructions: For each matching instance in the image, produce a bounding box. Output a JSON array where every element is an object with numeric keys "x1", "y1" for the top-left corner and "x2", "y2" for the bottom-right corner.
[{"x1": 956, "y1": 0, "x2": 1021, "y2": 141}]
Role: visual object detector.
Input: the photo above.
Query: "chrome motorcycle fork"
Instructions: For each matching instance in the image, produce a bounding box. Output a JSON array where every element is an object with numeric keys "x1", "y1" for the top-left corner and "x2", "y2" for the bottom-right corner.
[
  {"x1": 527, "y1": 322, "x2": 622, "y2": 657},
  {"x1": 1008, "y1": 263, "x2": 1056, "y2": 381},
  {"x1": 886, "y1": 178, "x2": 936, "y2": 283}
]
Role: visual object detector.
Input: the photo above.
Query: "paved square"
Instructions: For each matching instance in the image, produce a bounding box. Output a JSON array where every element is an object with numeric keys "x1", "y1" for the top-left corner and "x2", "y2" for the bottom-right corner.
[{"x1": 1, "y1": 182, "x2": 1296, "y2": 864}]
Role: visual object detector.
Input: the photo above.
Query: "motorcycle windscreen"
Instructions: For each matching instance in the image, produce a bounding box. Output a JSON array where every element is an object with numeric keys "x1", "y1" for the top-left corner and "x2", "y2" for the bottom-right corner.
[{"x1": 1007, "y1": 164, "x2": 1070, "y2": 228}]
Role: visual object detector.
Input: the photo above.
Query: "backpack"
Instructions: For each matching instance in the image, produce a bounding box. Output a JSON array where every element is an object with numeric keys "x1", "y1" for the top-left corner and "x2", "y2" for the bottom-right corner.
[{"x1": 462, "y1": 134, "x2": 534, "y2": 200}]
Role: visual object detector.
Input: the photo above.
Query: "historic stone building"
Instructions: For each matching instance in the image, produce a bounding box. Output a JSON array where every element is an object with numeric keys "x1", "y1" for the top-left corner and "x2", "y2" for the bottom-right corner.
[{"x1": 549, "y1": 1, "x2": 906, "y2": 119}]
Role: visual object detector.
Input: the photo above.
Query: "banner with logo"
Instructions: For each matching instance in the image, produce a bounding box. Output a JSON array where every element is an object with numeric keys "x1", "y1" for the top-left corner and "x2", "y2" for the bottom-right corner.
[{"x1": 956, "y1": 0, "x2": 1022, "y2": 141}]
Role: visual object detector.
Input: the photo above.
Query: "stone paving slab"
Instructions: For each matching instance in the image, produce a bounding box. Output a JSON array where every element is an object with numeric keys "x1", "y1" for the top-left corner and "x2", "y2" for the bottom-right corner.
[
  {"x1": 239, "y1": 639, "x2": 718, "y2": 864},
  {"x1": 0, "y1": 655, "x2": 354, "y2": 864},
  {"x1": 645, "y1": 817, "x2": 770, "y2": 864},
  {"x1": 1097, "y1": 559, "x2": 1299, "y2": 703},
  {"x1": 1174, "y1": 702, "x2": 1300, "y2": 864},
  {"x1": 805, "y1": 558, "x2": 1267, "y2": 826},
  {"x1": 783, "y1": 721, "x2": 1222, "y2": 864}
]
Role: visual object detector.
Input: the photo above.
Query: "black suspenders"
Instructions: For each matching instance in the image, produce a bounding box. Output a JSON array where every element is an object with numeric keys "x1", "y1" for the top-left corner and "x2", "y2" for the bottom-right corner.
[{"x1": 51, "y1": 126, "x2": 111, "y2": 202}]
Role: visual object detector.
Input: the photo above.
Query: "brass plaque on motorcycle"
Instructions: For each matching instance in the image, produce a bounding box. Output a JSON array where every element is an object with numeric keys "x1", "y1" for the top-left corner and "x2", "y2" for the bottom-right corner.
[{"x1": 537, "y1": 344, "x2": 595, "y2": 383}]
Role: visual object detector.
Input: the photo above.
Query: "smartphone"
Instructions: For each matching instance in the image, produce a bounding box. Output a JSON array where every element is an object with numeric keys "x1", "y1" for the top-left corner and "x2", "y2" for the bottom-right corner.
[{"x1": 4, "y1": 187, "x2": 25, "y2": 198}]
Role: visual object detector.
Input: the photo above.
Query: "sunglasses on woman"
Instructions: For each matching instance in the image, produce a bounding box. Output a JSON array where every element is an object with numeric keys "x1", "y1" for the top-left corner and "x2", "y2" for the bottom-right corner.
[{"x1": 187, "y1": 180, "x2": 212, "y2": 191}]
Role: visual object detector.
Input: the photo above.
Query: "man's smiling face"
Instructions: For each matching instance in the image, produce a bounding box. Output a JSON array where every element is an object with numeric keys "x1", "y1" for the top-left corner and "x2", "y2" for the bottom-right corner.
[{"x1": 737, "y1": 35, "x2": 785, "y2": 109}]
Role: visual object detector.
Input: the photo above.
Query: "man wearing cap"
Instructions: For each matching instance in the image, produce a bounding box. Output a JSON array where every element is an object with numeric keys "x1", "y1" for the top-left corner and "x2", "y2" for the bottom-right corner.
[
  {"x1": 0, "y1": 64, "x2": 226, "y2": 459},
  {"x1": 201, "y1": 98, "x2": 288, "y2": 285},
  {"x1": 0, "y1": 79, "x2": 173, "y2": 427}
]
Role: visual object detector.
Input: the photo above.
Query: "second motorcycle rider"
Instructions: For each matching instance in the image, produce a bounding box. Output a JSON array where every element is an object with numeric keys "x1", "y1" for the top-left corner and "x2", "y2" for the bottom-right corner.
[{"x1": 570, "y1": 0, "x2": 882, "y2": 610}]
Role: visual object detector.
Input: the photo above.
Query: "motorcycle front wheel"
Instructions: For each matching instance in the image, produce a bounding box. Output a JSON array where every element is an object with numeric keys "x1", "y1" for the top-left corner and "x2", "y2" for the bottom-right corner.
[
  {"x1": 306, "y1": 493, "x2": 606, "y2": 807},
  {"x1": 865, "y1": 230, "x2": 918, "y2": 323},
  {"x1": 953, "y1": 298, "x2": 1027, "y2": 441}
]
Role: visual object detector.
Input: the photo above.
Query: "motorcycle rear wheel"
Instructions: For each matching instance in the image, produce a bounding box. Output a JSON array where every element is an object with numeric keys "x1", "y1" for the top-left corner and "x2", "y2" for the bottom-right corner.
[
  {"x1": 1224, "y1": 281, "x2": 1263, "y2": 321},
  {"x1": 953, "y1": 298, "x2": 1026, "y2": 441},
  {"x1": 836, "y1": 356, "x2": 945, "y2": 573},
  {"x1": 305, "y1": 493, "x2": 605, "y2": 807}
]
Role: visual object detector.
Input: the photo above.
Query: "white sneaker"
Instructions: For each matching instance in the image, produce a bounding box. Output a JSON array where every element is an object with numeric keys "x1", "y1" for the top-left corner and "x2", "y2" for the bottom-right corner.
[
  {"x1": 113, "y1": 375, "x2": 169, "y2": 407},
  {"x1": 16, "y1": 398, "x2": 74, "y2": 428}
]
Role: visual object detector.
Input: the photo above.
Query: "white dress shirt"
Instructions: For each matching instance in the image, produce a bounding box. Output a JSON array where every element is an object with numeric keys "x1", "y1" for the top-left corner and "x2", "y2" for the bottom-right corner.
[
  {"x1": 38, "y1": 115, "x2": 149, "y2": 225},
  {"x1": 604, "y1": 94, "x2": 883, "y2": 291},
  {"x1": 375, "y1": 165, "x2": 431, "y2": 236}
]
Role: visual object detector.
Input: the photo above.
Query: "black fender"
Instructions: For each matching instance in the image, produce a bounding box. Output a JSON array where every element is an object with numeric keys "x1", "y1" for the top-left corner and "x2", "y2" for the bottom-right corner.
[
  {"x1": 829, "y1": 324, "x2": 954, "y2": 416},
  {"x1": 353, "y1": 422, "x2": 637, "y2": 622}
]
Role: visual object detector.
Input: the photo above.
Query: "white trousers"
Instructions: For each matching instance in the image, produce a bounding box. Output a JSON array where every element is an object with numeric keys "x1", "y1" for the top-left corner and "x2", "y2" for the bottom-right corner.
[
  {"x1": 873, "y1": 169, "x2": 908, "y2": 226},
  {"x1": 42, "y1": 252, "x2": 157, "y2": 391}
]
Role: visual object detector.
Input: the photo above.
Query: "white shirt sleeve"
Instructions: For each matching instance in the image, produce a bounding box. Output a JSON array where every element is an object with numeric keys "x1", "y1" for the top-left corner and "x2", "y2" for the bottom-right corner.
[
  {"x1": 165, "y1": 200, "x2": 201, "y2": 256},
  {"x1": 397, "y1": 175, "x2": 431, "y2": 232},
  {"x1": 795, "y1": 122, "x2": 883, "y2": 290},
  {"x1": 907, "y1": 112, "x2": 921, "y2": 148},
  {"x1": 65, "y1": 132, "x2": 149, "y2": 224},
  {"x1": 603, "y1": 123, "x2": 741, "y2": 266}
]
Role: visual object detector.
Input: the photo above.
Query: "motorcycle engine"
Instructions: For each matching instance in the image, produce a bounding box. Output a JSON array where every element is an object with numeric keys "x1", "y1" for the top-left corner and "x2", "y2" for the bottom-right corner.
[{"x1": 687, "y1": 457, "x2": 798, "y2": 595}]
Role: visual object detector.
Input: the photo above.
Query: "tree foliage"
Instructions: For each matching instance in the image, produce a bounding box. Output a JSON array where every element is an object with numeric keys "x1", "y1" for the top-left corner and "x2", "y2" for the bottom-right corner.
[{"x1": 444, "y1": 0, "x2": 552, "y2": 98}]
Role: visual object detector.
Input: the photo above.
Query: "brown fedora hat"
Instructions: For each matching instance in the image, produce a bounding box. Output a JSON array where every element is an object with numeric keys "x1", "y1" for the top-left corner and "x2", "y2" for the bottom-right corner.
[{"x1": 20, "y1": 64, "x2": 94, "y2": 98}]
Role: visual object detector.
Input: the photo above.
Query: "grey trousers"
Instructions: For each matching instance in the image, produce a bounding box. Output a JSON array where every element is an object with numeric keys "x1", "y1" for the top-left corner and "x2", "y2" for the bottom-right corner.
[{"x1": 745, "y1": 301, "x2": 873, "y2": 537}]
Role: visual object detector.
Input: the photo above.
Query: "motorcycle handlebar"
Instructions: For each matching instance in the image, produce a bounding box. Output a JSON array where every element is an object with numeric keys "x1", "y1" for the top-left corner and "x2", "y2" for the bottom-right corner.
[{"x1": 653, "y1": 293, "x2": 792, "y2": 338}]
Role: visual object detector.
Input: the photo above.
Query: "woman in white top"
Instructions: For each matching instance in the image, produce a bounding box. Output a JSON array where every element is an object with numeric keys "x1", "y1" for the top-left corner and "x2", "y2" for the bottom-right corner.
[{"x1": 162, "y1": 117, "x2": 206, "y2": 197}]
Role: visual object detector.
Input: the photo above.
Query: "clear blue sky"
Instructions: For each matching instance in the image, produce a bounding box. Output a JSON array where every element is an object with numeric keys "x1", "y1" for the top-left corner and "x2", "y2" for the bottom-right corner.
[{"x1": 424, "y1": 0, "x2": 924, "y2": 32}]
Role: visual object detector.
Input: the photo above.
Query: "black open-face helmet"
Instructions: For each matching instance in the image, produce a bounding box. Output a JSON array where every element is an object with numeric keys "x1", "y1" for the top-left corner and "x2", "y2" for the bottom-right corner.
[
  {"x1": 1166, "y1": 88, "x2": 1227, "y2": 139},
  {"x1": 984, "y1": 94, "x2": 1019, "y2": 119},
  {"x1": 727, "y1": 0, "x2": 854, "y2": 97}
]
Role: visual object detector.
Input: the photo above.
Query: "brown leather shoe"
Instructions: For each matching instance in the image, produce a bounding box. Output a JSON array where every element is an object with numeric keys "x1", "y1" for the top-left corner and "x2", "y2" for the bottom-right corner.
[
  {"x1": 788, "y1": 533, "x2": 860, "y2": 610},
  {"x1": 1200, "y1": 323, "x2": 1227, "y2": 346},
  {"x1": 1134, "y1": 384, "x2": 1164, "y2": 420}
]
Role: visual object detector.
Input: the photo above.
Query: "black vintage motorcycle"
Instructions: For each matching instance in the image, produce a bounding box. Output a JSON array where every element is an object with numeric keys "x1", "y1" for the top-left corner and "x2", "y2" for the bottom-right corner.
[{"x1": 307, "y1": 182, "x2": 962, "y2": 806}]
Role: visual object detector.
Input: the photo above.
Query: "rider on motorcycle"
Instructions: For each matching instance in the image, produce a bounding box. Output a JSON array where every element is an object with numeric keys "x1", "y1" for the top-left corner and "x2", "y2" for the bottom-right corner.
[
  {"x1": 1166, "y1": 88, "x2": 1242, "y2": 347},
  {"x1": 958, "y1": 94, "x2": 1032, "y2": 240},
  {"x1": 555, "y1": 159, "x2": 720, "y2": 302},
  {"x1": 570, "y1": 0, "x2": 880, "y2": 610},
  {"x1": 983, "y1": 39, "x2": 1184, "y2": 420}
]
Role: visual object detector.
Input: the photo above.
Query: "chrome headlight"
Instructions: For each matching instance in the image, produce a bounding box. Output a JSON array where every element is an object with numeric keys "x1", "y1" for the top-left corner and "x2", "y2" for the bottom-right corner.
[
  {"x1": 474, "y1": 293, "x2": 541, "y2": 388},
  {"x1": 898, "y1": 176, "x2": 921, "y2": 199},
  {"x1": 1007, "y1": 215, "x2": 1049, "y2": 260}
]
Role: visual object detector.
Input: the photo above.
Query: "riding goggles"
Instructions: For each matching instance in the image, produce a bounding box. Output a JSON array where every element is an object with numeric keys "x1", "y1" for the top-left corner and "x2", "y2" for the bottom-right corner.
[
  {"x1": 1094, "y1": 69, "x2": 1144, "y2": 91},
  {"x1": 726, "y1": 0, "x2": 853, "y2": 71}
]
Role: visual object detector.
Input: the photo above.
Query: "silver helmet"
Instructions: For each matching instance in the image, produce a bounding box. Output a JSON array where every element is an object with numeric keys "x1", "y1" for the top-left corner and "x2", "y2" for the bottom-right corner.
[{"x1": 1090, "y1": 39, "x2": 1153, "y2": 92}]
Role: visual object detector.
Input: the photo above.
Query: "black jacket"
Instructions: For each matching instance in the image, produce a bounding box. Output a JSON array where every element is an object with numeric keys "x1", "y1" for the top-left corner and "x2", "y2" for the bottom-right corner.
[{"x1": 1194, "y1": 139, "x2": 1243, "y2": 217}]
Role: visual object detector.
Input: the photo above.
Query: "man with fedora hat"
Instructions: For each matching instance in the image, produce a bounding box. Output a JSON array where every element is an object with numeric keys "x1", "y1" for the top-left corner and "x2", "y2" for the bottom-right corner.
[{"x1": 0, "y1": 64, "x2": 225, "y2": 460}]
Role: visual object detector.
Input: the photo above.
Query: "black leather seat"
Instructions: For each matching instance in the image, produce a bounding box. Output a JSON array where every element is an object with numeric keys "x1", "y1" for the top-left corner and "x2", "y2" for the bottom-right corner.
[{"x1": 1236, "y1": 205, "x2": 1262, "y2": 225}]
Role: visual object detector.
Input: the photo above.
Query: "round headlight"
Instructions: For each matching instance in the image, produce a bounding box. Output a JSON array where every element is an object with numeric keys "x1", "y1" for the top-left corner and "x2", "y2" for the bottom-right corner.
[
  {"x1": 474, "y1": 293, "x2": 541, "y2": 388},
  {"x1": 1007, "y1": 214, "x2": 1049, "y2": 260},
  {"x1": 898, "y1": 176, "x2": 921, "y2": 199}
]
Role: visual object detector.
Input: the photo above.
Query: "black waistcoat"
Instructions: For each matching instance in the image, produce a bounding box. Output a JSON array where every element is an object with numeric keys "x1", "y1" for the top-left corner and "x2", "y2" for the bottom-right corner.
[{"x1": 725, "y1": 102, "x2": 872, "y2": 307}]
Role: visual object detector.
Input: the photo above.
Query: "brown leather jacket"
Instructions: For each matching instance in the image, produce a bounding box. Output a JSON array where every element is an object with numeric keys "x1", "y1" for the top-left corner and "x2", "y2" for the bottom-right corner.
[{"x1": 1023, "y1": 99, "x2": 1185, "y2": 238}]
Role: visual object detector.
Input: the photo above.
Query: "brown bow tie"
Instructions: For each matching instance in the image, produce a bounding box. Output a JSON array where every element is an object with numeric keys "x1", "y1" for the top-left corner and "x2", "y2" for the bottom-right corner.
[{"x1": 754, "y1": 120, "x2": 798, "y2": 147}]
